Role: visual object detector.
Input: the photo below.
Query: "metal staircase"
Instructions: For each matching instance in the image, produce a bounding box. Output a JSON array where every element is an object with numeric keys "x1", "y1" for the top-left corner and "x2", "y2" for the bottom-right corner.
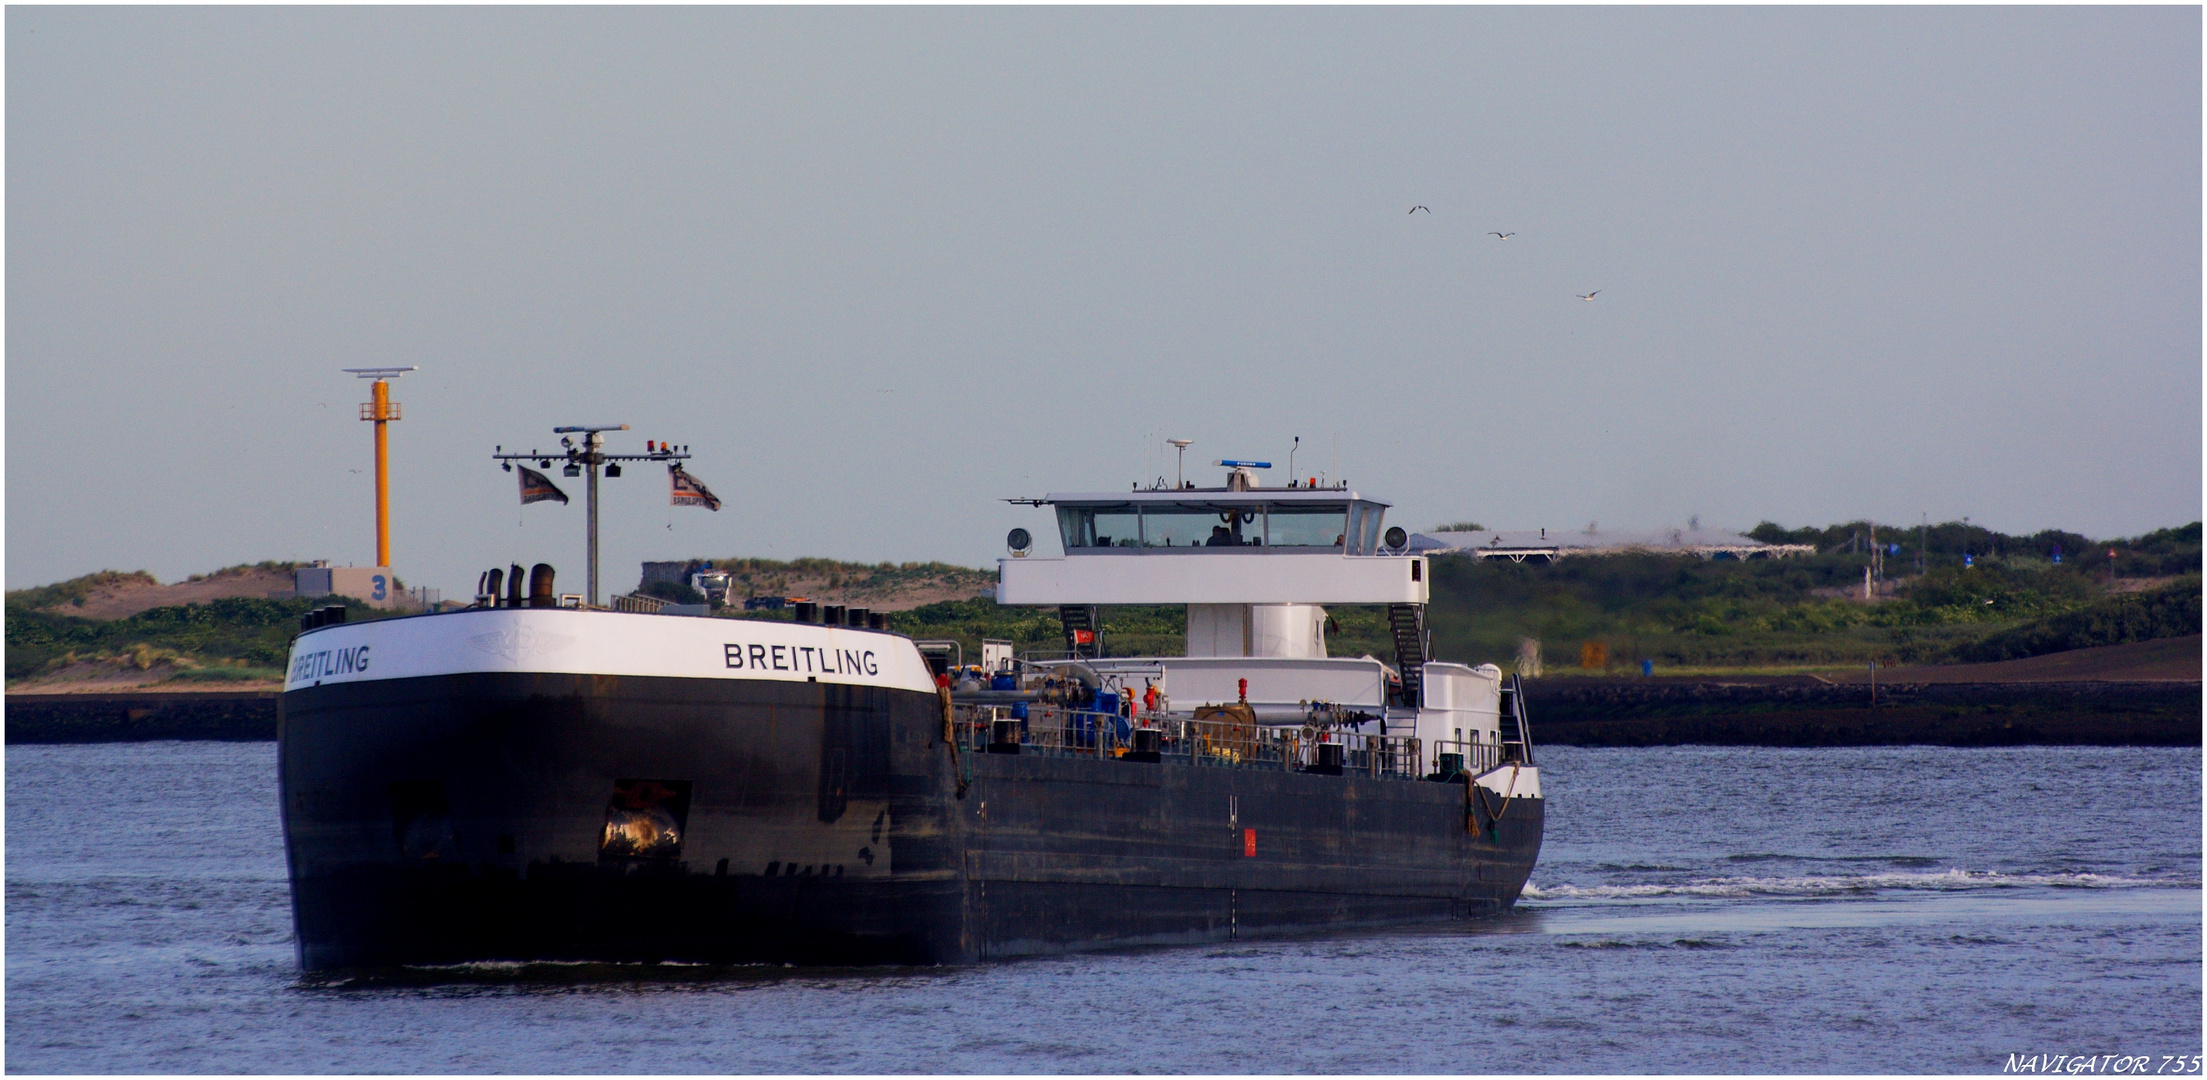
[
  {"x1": 1058, "y1": 605, "x2": 1100, "y2": 659},
  {"x1": 1387, "y1": 603, "x2": 1427, "y2": 707}
]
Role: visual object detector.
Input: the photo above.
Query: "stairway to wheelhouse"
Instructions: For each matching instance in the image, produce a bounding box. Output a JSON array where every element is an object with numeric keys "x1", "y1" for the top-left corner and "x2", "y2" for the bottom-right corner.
[
  {"x1": 1059, "y1": 605, "x2": 1100, "y2": 659},
  {"x1": 1388, "y1": 603, "x2": 1427, "y2": 707}
]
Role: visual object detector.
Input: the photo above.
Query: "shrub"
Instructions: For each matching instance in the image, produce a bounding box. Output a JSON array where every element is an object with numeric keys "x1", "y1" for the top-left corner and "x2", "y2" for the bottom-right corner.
[
  {"x1": 640, "y1": 580, "x2": 706, "y2": 605},
  {"x1": 1954, "y1": 578, "x2": 2202, "y2": 662}
]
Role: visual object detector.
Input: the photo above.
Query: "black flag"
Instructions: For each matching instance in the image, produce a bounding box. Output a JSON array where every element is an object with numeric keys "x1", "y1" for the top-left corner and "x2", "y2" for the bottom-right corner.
[
  {"x1": 669, "y1": 465, "x2": 721, "y2": 511},
  {"x1": 518, "y1": 465, "x2": 569, "y2": 505}
]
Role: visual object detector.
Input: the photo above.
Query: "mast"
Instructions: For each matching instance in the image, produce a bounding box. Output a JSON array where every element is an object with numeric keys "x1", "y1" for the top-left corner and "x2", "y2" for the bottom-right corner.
[
  {"x1": 493, "y1": 426, "x2": 694, "y2": 607},
  {"x1": 342, "y1": 366, "x2": 416, "y2": 568},
  {"x1": 585, "y1": 429, "x2": 604, "y2": 604}
]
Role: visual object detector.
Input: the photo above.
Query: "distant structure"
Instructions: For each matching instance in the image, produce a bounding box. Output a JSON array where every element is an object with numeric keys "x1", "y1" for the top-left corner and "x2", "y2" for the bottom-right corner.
[
  {"x1": 1409, "y1": 526, "x2": 1816, "y2": 563},
  {"x1": 638, "y1": 560, "x2": 732, "y2": 604},
  {"x1": 294, "y1": 559, "x2": 411, "y2": 610},
  {"x1": 296, "y1": 366, "x2": 416, "y2": 611},
  {"x1": 640, "y1": 561, "x2": 701, "y2": 590},
  {"x1": 341, "y1": 366, "x2": 415, "y2": 569}
]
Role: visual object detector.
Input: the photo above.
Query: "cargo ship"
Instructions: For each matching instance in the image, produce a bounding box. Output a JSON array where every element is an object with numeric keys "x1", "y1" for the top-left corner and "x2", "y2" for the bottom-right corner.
[{"x1": 278, "y1": 459, "x2": 1542, "y2": 970}]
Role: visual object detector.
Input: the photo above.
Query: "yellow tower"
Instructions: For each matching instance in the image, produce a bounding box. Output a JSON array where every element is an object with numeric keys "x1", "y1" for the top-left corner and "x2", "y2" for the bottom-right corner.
[{"x1": 343, "y1": 367, "x2": 416, "y2": 568}]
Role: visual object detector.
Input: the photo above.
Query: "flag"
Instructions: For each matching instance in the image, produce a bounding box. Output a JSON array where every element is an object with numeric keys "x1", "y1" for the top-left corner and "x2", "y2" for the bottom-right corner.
[
  {"x1": 670, "y1": 465, "x2": 721, "y2": 511},
  {"x1": 1072, "y1": 629, "x2": 1095, "y2": 644},
  {"x1": 518, "y1": 465, "x2": 568, "y2": 505}
]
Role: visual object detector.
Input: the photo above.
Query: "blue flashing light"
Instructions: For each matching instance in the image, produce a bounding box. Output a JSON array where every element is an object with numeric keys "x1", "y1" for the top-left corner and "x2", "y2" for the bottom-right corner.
[{"x1": 1215, "y1": 459, "x2": 1273, "y2": 469}]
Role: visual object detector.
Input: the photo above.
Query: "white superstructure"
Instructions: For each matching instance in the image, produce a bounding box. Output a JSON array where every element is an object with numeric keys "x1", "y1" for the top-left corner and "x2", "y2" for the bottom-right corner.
[{"x1": 995, "y1": 464, "x2": 1537, "y2": 793}]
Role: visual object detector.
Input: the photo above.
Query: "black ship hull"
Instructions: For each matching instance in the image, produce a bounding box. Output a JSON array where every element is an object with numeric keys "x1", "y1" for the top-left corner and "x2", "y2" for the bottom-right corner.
[{"x1": 281, "y1": 669, "x2": 1543, "y2": 971}]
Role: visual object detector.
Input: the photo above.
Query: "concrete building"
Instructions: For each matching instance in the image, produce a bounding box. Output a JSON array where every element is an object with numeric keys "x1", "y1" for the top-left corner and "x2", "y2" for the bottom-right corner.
[{"x1": 295, "y1": 561, "x2": 407, "y2": 609}]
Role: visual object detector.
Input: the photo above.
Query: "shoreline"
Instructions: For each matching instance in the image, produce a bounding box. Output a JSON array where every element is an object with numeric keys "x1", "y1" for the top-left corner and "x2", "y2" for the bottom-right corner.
[
  {"x1": 6, "y1": 690, "x2": 279, "y2": 742},
  {"x1": 7, "y1": 679, "x2": 2197, "y2": 746},
  {"x1": 1522, "y1": 677, "x2": 2199, "y2": 748}
]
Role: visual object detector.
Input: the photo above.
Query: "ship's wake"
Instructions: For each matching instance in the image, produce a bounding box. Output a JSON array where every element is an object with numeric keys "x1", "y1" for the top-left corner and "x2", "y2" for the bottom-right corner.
[{"x1": 1522, "y1": 868, "x2": 2199, "y2": 902}]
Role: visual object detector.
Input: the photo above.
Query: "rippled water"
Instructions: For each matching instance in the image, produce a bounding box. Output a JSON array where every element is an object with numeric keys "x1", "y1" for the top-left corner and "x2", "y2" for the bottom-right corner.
[{"x1": 7, "y1": 742, "x2": 2199, "y2": 1073}]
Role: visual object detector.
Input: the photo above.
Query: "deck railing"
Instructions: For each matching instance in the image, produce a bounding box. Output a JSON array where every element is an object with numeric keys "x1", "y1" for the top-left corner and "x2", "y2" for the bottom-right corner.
[
  {"x1": 1425, "y1": 738, "x2": 1509, "y2": 779},
  {"x1": 957, "y1": 704, "x2": 1431, "y2": 781}
]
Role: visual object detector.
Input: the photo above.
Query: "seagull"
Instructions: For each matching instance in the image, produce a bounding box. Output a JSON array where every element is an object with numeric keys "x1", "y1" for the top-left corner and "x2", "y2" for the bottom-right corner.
[
  {"x1": 1577, "y1": 291, "x2": 1600, "y2": 301},
  {"x1": 1489, "y1": 232, "x2": 1514, "y2": 240},
  {"x1": 1408, "y1": 205, "x2": 1430, "y2": 214}
]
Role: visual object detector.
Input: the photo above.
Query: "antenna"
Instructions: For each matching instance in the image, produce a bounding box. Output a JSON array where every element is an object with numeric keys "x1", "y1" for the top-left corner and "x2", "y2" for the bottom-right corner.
[
  {"x1": 493, "y1": 424, "x2": 706, "y2": 607},
  {"x1": 342, "y1": 366, "x2": 417, "y2": 569},
  {"x1": 1167, "y1": 438, "x2": 1192, "y2": 489}
]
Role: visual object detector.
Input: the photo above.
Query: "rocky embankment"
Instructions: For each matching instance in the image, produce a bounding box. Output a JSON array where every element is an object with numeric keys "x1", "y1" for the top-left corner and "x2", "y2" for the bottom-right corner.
[
  {"x1": 5, "y1": 690, "x2": 277, "y2": 742},
  {"x1": 1523, "y1": 677, "x2": 2198, "y2": 747},
  {"x1": 1522, "y1": 637, "x2": 2199, "y2": 747}
]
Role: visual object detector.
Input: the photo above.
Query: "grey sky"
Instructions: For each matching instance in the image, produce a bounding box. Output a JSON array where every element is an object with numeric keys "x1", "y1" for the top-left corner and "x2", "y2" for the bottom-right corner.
[{"x1": 8, "y1": 6, "x2": 2199, "y2": 596}]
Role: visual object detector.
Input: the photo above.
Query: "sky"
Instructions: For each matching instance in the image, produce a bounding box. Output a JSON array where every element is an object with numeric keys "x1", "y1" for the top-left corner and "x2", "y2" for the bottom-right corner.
[{"x1": 7, "y1": 6, "x2": 2200, "y2": 597}]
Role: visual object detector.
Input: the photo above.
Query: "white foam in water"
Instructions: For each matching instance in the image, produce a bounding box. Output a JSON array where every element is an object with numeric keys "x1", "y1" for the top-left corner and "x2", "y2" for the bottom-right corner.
[{"x1": 1522, "y1": 869, "x2": 2196, "y2": 902}]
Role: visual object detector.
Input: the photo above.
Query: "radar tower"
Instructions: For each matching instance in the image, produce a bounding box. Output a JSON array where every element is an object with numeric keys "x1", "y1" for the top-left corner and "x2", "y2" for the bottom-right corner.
[{"x1": 342, "y1": 366, "x2": 416, "y2": 568}]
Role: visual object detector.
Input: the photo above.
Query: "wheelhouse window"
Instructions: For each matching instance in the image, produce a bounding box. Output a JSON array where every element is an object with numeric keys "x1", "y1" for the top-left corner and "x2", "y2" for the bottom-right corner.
[
  {"x1": 1142, "y1": 505, "x2": 1259, "y2": 547},
  {"x1": 1057, "y1": 506, "x2": 1143, "y2": 549},
  {"x1": 1359, "y1": 503, "x2": 1384, "y2": 552},
  {"x1": 1341, "y1": 501, "x2": 1388, "y2": 554},
  {"x1": 1264, "y1": 505, "x2": 1349, "y2": 549},
  {"x1": 1052, "y1": 498, "x2": 1389, "y2": 553}
]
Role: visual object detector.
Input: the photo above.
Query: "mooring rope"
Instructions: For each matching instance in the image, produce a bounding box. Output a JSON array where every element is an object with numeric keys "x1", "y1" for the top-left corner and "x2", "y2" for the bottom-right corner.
[
  {"x1": 938, "y1": 686, "x2": 970, "y2": 799},
  {"x1": 1468, "y1": 764, "x2": 1522, "y2": 837}
]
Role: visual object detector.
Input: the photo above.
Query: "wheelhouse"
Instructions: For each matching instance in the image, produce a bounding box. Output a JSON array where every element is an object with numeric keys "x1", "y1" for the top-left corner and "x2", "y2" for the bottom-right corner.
[{"x1": 1051, "y1": 490, "x2": 1392, "y2": 555}]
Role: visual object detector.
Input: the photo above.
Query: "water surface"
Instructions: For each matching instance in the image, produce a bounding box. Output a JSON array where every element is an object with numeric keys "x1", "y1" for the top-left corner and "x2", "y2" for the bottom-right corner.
[{"x1": 7, "y1": 742, "x2": 2198, "y2": 1073}]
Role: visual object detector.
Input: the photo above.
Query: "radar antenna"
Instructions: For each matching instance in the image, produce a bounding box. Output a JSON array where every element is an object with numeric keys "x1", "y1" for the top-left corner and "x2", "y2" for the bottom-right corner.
[{"x1": 1167, "y1": 438, "x2": 1192, "y2": 489}]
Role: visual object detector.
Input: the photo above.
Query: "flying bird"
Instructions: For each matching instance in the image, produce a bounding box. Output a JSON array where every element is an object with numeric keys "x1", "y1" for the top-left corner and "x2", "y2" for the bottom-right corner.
[
  {"x1": 1489, "y1": 232, "x2": 1514, "y2": 240},
  {"x1": 1577, "y1": 291, "x2": 1600, "y2": 301},
  {"x1": 1408, "y1": 205, "x2": 1430, "y2": 214}
]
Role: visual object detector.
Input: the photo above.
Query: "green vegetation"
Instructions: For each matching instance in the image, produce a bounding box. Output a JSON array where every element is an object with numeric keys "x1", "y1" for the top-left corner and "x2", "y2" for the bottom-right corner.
[
  {"x1": 695, "y1": 557, "x2": 994, "y2": 599},
  {"x1": 1746, "y1": 520, "x2": 2202, "y2": 578},
  {"x1": 4, "y1": 587, "x2": 390, "y2": 683},
  {"x1": 640, "y1": 580, "x2": 707, "y2": 605},
  {"x1": 6, "y1": 570, "x2": 157, "y2": 611},
  {"x1": 1954, "y1": 579, "x2": 2201, "y2": 663},
  {"x1": 7, "y1": 521, "x2": 2196, "y2": 685},
  {"x1": 1429, "y1": 521, "x2": 2200, "y2": 673},
  {"x1": 185, "y1": 560, "x2": 303, "y2": 582}
]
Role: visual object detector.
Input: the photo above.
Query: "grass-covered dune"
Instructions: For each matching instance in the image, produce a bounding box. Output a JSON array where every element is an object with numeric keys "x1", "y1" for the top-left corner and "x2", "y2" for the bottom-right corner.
[
  {"x1": 7, "y1": 521, "x2": 2199, "y2": 688},
  {"x1": 5, "y1": 595, "x2": 382, "y2": 684}
]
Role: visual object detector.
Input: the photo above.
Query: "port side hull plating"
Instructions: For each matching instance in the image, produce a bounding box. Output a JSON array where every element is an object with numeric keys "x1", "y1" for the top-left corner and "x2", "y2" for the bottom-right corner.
[{"x1": 280, "y1": 672, "x2": 1542, "y2": 970}]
